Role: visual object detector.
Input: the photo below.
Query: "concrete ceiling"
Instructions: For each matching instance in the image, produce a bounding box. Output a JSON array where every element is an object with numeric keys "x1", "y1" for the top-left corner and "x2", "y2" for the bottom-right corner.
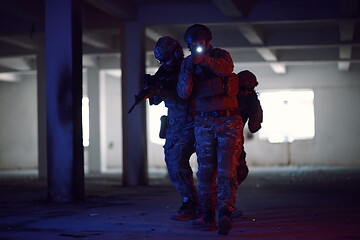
[{"x1": 0, "y1": 0, "x2": 359, "y2": 81}]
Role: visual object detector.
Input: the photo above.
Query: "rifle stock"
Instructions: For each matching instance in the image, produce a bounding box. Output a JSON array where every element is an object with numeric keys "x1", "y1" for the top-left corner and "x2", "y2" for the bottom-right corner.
[
  {"x1": 127, "y1": 87, "x2": 155, "y2": 113},
  {"x1": 128, "y1": 68, "x2": 169, "y2": 113}
]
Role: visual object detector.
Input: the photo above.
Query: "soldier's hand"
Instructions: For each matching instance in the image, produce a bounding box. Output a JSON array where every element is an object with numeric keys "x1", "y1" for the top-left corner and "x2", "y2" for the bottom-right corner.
[
  {"x1": 143, "y1": 74, "x2": 155, "y2": 88},
  {"x1": 191, "y1": 54, "x2": 205, "y2": 65},
  {"x1": 182, "y1": 57, "x2": 194, "y2": 71}
]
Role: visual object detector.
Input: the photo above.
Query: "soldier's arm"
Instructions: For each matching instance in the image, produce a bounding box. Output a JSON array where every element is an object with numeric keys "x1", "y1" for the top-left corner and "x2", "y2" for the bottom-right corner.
[
  {"x1": 156, "y1": 88, "x2": 178, "y2": 102},
  {"x1": 200, "y1": 49, "x2": 234, "y2": 76},
  {"x1": 248, "y1": 93, "x2": 263, "y2": 133},
  {"x1": 177, "y1": 57, "x2": 194, "y2": 99},
  {"x1": 149, "y1": 95, "x2": 163, "y2": 105}
]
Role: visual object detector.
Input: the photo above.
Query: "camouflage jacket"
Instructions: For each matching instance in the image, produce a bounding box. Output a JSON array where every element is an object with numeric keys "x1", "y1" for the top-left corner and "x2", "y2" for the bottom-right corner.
[
  {"x1": 177, "y1": 47, "x2": 238, "y2": 112},
  {"x1": 238, "y1": 91, "x2": 263, "y2": 133}
]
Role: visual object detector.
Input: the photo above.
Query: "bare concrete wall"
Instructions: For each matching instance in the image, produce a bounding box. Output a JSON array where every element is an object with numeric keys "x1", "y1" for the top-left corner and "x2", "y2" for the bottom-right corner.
[
  {"x1": 101, "y1": 73, "x2": 122, "y2": 169},
  {"x1": 0, "y1": 65, "x2": 359, "y2": 171},
  {"x1": 0, "y1": 78, "x2": 37, "y2": 169},
  {"x1": 147, "y1": 65, "x2": 360, "y2": 167},
  {"x1": 243, "y1": 65, "x2": 360, "y2": 166}
]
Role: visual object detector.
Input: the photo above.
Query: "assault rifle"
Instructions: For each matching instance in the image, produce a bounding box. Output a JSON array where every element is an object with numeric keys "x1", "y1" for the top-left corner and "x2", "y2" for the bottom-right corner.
[
  {"x1": 127, "y1": 84, "x2": 156, "y2": 113},
  {"x1": 128, "y1": 67, "x2": 171, "y2": 113}
]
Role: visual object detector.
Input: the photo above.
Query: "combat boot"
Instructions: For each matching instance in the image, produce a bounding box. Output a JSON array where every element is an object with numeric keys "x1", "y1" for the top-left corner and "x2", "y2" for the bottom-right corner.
[
  {"x1": 171, "y1": 200, "x2": 198, "y2": 221},
  {"x1": 231, "y1": 207, "x2": 243, "y2": 219},
  {"x1": 192, "y1": 211, "x2": 217, "y2": 231},
  {"x1": 191, "y1": 216, "x2": 204, "y2": 228},
  {"x1": 202, "y1": 210, "x2": 217, "y2": 231},
  {"x1": 218, "y1": 206, "x2": 233, "y2": 235}
]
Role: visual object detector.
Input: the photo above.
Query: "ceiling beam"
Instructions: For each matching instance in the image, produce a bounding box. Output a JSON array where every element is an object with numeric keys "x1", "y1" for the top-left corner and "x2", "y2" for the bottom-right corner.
[
  {"x1": 237, "y1": 23, "x2": 287, "y2": 73},
  {"x1": 0, "y1": 57, "x2": 32, "y2": 71},
  {"x1": 83, "y1": 55, "x2": 98, "y2": 67},
  {"x1": 0, "y1": 0, "x2": 44, "y2": 24},
  {"x1": 337, "y1": 0, "x2": 358, "y2": 71},
  {"x1": 83, "y1": 0, "x2": 136, "y2": 20},
  {"x1": 223, "y1": 42, "x2": 360, "y2": 52},
  {"x1": 256, "y1": 48, "x2": 277, "y2": 61},
  {"x1": 338, "y1": 61, "x2": 351, "y2": 71},
  {"x1": 237, "y1": 23, "x2": 263, "y2": 44},
  {"x1": 270, "y1": 63, "x2": 286, "y2": 74},
  {"x1": 339, "y1": 0, "x2": 359, "y2": 16},
  {"x1": 139, "y1": 1, "x2": 342, "y2": 25},
  {"x1": 339, "y1": 20, "x2": 355, "y2": 41},
  {"x1": 338, "y1": 20, "x2": 355, "y2": 71},
  {"x1": 145, "y1": 28, "x2": 163, "y2": 43},
  {"x1": 83, "y1": 53, "x2": 120, "y2": 69},
  {"x1": 234, "y1": 59, "x2": 360, "y2": 67},
  {"x1": 339, "y1": 46, "x2": 352, "y2": 59},
  {"x1": 212, "y1": 0, "x2": 244, "y2": 18},
  {"x1": 0, "y1": 37, "x2": 40, "y2": 50},
  {"x1": 83, "y1": 33, "x2": 111, "y2": 49},
  {"x1": 0, "y1": 72, "x2": 21, "y2": 82}
]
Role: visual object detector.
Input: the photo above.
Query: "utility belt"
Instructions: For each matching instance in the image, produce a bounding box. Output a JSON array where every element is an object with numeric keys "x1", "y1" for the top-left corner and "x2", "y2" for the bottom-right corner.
[
  {"x1": 159, "y1": 115, "x2": 193, "y2": 139},
  {"x1": 167, "y1": 116, "x2": 193, "y2": 126},
  {"x1": 195, "y1": 108, "x2": 240, "y2": 118}
]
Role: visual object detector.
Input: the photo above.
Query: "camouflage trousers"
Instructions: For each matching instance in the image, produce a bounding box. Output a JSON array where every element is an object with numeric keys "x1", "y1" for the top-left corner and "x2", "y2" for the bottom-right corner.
[
  {"x1": 237, "y1": 147, "x2": 249, "y2": 185},
  {"x1": 194, "y1": 114, "x2": 244, "y2": 214},
  {"x1": 164, "y1": 117, "x2": 197, "y2": 203}
]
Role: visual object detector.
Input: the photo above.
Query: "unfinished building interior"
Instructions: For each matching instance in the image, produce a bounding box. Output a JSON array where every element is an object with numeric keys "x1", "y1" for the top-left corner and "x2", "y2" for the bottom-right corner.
[{"x1": 0, "y1": 0, "x2": 359, "y2": 239}]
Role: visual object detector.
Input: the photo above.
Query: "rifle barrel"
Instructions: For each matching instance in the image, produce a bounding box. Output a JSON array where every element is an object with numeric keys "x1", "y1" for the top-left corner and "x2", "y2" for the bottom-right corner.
[{"x1": 128, "y1": 102, "x2": 137, "y2": 113}]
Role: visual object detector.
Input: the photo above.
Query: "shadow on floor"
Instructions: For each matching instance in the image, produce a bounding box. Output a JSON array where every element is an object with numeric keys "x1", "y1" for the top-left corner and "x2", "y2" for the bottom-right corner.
[{"x1": 1, "y1": 166, "x2": 360, "y2": 240}]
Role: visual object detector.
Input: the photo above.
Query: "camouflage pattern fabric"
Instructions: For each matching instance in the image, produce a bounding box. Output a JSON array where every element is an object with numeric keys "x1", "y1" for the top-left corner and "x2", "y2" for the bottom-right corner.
[
  {"x1": 194, "y1": 115, "x2": 243, "y2": 214},
  {"x1": 236, "y1": 147, "x2": 249, "y2": 184},
  {"x1": 164, "y1": 117, "x2": 197, "y2": 202}
]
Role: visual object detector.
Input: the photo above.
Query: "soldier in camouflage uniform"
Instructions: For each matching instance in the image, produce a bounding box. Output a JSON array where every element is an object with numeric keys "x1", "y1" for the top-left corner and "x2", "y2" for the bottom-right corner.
[
  {"x1": 149, "y1": 36, "x2": 198, "y2": 221},
  {"x1": 236, "y1": 70, "x2": 263, "y2": 184},
  {"x1": 231, "y1": 70, "x2": 263, "y2": 218},
  {"x1": 177, "y1": 24, "x2": 243, "y2": 235},
  {"x1": 237, "y1": 70, "x2": 263, "y2": 135}
]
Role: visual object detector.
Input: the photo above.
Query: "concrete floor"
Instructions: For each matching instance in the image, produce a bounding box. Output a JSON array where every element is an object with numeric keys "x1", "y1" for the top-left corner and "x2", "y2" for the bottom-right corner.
[{"x1": 0, "y1": 166, "x2": 360, "y2": 240}]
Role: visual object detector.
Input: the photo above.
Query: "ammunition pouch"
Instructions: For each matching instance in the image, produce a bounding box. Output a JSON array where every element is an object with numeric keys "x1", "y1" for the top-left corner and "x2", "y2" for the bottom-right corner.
[
  {"x1": 194, "y1": 73, "x2": 239, "y2": 98},
  {"x1": 223, "y1": 73, "x2": 239, "y2": 97},
  {"x1": 193, "y1": 71, "x2": 223, "y2": 98},
  {"x1": 159, "y1": 115, "x2": 168, "y2": 139}
]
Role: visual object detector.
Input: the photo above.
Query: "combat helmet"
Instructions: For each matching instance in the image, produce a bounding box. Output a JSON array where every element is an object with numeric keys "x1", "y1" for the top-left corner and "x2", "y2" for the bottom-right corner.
[
  {"x1": 237, "y1": 70, "x2": 258, "y2": 89},
  {"x1": 184, "y1": 24, "x2": 212, "y2": 43},
  {"x1": 154, "y1": 36, "x2": 183, "y2": 63}
]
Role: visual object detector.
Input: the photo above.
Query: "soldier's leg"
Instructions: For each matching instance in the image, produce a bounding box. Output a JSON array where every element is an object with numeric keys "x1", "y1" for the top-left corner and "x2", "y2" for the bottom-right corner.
[
  {"x1": 177, "y1": 121, "x2": 197, "y2": 203},
  {"x1": 194, "y1": 116, "x2": 218, "y2": 231},
  {"x1": 165, "y1": 143, "x2": 196, "y2": 199},
  {"x1": 164, "y1": 122, "x2": 197, "y2": 221},
  {"x1": 231, "y1": 147, "x2": 249, "y2": 219},
  {"x1": 177, "y1": 143, "x2": 197, "y2": 202},
  {"x1": 217, "y1": 115, "x2": 243, "y2": 235},
  {"x1": 237, "y1": 147, "x2": 249, "y2": 185},
  {"x1": 164, "y1": 142, "x2": 197, "y2": 220}
]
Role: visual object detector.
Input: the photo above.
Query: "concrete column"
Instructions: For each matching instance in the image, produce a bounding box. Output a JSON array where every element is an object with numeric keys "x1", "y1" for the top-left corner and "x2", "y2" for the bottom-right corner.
[
  {"x1": 121, "y1": 22, "x2": 148, "y2": 186},
  {"x1": 37, "y1": 50, "x2": 47, "y2": 179},
  {"x1": 45, "y1": 0, "x2": 84, "y2": 202},
  {"x1": 87, "y1": 67, "x2": 103, "y2": 173}
]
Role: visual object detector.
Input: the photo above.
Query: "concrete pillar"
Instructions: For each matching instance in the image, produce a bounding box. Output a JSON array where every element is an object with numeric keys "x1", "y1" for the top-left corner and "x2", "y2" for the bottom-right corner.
[
  {"x1": 87, "y1": 67, "x2": 103, "y2": 173},
  {"x1": 121, "y1": 22, "x2": 148, "y2": 186},
  {"x1": 45, "y1": 0, "x2": 84, "y2": 202},
  {"x1": 37, "y1": 50, "x2": 47, "y2": 179}
]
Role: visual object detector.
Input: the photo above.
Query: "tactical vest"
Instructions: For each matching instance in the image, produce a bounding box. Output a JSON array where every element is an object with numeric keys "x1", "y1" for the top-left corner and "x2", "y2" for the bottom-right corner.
[{"x1": 193, "y1": 72, "x2": 239, "y2": 98}]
